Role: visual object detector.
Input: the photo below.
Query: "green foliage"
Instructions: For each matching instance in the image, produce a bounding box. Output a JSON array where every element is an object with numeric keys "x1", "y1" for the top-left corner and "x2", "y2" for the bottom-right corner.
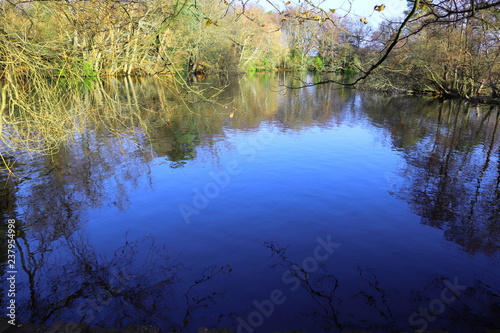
[
  {"x1": 81, "y1": 61, "x2": 98, "y2": 77},
  {"x1": 312, "y1": 56, "x2": 324, "y2": 72},
  {"x1": 245, "y1": 58, "x2": 276, "y2": 73},
  {"x1": 2, "y1": 0, "x2": 496, "y2": 100},
  {"x1": 57, "y1": 61, "x2": 98, "y2": 77},
  {"x1": 285, "y1": 49, "x2": 307, "y2": 70}
]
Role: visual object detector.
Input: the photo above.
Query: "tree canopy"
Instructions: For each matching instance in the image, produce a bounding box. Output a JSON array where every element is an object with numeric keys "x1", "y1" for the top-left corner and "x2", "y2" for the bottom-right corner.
[{"x1": 0, "y1": 0, "x2": 499, "y2": 97}]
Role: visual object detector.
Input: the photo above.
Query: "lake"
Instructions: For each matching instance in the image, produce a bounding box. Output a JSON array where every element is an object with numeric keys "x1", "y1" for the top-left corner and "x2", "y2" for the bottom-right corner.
[{"x1": 1, "y1": 73, "x2": 499, "y2": 332}]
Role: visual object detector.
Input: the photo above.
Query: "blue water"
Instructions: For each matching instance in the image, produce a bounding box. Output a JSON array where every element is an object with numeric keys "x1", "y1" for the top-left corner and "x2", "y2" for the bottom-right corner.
[{"x1": 3, "y1": 76, "x2": 500, "y2": 332}]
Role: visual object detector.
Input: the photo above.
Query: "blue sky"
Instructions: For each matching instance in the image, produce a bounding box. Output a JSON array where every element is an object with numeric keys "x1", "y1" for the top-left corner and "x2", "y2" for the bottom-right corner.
[{"x1": 256, "y1": 0, "x2": 407, "y2": 25}]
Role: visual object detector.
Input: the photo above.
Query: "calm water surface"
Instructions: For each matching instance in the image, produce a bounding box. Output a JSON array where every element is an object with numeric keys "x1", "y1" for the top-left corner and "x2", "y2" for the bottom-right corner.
[{"x1": 1, "y1": 74, "x2": 499, "y2": 332}]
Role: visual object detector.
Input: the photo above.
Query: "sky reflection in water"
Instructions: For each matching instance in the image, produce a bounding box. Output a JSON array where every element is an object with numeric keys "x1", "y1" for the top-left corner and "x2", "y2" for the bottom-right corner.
[{"x1": 1, "y1": 74, "x2": 499, "y2": 332}]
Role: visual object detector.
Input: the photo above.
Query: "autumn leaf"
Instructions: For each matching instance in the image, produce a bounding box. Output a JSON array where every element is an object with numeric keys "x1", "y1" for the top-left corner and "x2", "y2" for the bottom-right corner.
[
  {"x1": 374, "y1": 4, "x2": 385, "y2": 11},
  {"x1": 360, "y1": 18, "x2": 368, "y2": 24},
  {"x1": 329, "y1": 9, "x2": 336, "y2": 13},
  {"x1": 285, "y1": 1, "x2": 291, "y2": 4},
  {"x1": 205, "y1": 19, "x2": 212, "y2": 26}
]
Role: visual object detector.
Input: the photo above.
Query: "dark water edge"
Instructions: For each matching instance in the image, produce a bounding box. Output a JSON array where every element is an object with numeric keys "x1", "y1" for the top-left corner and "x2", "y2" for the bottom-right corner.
[{"x1": 1, "y1": 73, "x2": 499, "y2": 333}]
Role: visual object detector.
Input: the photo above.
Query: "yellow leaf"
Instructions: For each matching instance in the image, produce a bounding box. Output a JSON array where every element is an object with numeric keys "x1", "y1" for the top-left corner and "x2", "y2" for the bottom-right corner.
[
  {"x1": 374, "y1": 4, "x2": 385, "y2": 11},
  {"x1": 206, "y1": 19, "x2": 212, "y2": 26},
  {"x1": 360, "y1": 18, "x2": 368, "y2": 24},
  {"x1": 329, "y1": 9, "x2": 336, "y2": 13}
]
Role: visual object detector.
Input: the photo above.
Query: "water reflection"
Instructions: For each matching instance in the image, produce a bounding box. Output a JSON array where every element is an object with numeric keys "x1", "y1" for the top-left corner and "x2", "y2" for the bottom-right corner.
[
  {"x1": 362, "y1": 95, "x2": 500, "y2": 255},
  {"x1": 265, "y1": 242, "x2": 500, "y2": 332},
  {"x1": 14, "y1": 231, "x2": 233, "y2": 330},
  {"x1": 1, "y1": 74, "x2": 499, "y2": 331}
]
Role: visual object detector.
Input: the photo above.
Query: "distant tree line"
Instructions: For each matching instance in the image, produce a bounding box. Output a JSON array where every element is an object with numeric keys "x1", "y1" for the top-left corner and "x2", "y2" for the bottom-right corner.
[{"x1": 0, "y1": 0, "x2": 499, "y2": 97}]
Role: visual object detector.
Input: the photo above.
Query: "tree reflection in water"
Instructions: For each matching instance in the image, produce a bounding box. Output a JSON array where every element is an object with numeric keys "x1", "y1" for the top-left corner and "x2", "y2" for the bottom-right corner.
[
  {"x1": 363, "y1": 96, "x2": 500, "y2": 256},
  {"x1": 15, "y1": 231, "x2": 233, "y2": 331},
  {"x1": 0, "y1": 76, "x2": 247, "y2": 331},
  {"x1": 2, "y1": 75, "x2": 499, "y2": 332},
  {"x1": 265, "y1": 242, "x2": 500, "y2": 332},
  {"x1": 0, "y1": 155, "x2": 17, "y2": 298}
]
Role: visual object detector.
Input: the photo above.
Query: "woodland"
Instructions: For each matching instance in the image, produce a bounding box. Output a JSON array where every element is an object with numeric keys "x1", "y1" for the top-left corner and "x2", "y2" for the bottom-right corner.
[{"x1": 0, "y1": 0, "x2": 499, "y2": 97}]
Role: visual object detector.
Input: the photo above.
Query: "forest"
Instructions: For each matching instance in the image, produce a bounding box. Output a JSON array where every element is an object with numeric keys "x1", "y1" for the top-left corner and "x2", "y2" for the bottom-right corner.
[{"x1": 1, "y1": 0, "x2": 499, "y2": 96}]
